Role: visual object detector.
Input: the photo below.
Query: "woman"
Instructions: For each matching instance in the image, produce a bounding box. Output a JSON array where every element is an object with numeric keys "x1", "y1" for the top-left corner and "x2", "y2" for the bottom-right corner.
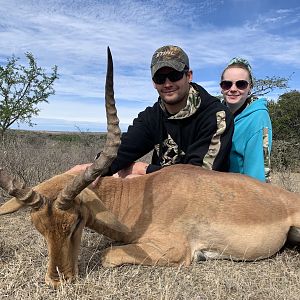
[{"x1": 220, "y1": 57, "x2": 272, "y2": 182}]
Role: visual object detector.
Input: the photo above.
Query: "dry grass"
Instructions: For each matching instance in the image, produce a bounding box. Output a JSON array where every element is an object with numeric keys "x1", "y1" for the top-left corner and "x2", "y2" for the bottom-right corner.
[
  {"x1": 272, "y1": 172, "x2": 300, "y2": 193},
  {"x1": 0, "y1": 130, "x2": 300, "y2": 299}
]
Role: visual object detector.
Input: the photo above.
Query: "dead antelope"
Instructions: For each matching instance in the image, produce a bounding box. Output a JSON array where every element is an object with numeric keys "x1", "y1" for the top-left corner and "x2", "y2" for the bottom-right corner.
[{"x1": 1, "y1": 48, "x2": 300, "y2": 288}]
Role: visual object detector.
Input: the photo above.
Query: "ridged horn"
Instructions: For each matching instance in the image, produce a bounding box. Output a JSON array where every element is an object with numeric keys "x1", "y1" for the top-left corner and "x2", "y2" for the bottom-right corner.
[
  {"x1": 0, "y1": 168, "x2": 44, "y2": 209},
  {"x1": 56, "y1": 47, "x2": 121, "y2": 210}
]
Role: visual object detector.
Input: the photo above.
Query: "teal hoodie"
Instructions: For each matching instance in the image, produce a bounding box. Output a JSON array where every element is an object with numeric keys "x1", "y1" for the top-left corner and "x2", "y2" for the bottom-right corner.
[{"x1": 229, "y1": 98, "x2": 272, "y2": 182}]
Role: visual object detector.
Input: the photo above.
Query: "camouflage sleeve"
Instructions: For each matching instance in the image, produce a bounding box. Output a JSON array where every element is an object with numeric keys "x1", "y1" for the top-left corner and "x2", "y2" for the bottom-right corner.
[
  {"x1": 202, "y1": 111, "x2": 227, "y2": 170},
  {"x1": 263, "y1": 127, "x2": 272, "y2": 183}
]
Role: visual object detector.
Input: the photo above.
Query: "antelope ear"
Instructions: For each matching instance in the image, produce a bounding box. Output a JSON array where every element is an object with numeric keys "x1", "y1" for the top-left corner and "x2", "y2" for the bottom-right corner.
[
  {"x1": 0, "y1": 197, "x2": 26, "y2": 215},
  {"x1": 95, "y1": 211, "x2": 130, "y2": 234}
]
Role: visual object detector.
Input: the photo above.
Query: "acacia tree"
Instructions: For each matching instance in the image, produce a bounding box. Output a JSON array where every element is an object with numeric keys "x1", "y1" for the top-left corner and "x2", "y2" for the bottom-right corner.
[
  {"x1": 251, "y1": 75, "x2": 290, "y2": 98},
  {"x1": 0, "y1": 52, "x2": 58, "y2": 139}
]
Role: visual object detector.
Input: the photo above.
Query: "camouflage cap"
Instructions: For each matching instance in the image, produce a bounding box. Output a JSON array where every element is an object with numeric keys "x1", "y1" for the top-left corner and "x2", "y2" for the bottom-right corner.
[{"x1": 151, "y1": 45, "x2": 189, "y2": 77}]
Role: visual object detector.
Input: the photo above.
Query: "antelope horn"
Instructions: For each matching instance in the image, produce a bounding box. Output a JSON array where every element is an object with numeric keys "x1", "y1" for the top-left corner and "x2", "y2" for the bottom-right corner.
[
  {"x1": 0, "y1": 168, "x2": 44, "y2": 209},
  {"x1": 56, "y1": 47, "x2": 121, "y2": 210}
]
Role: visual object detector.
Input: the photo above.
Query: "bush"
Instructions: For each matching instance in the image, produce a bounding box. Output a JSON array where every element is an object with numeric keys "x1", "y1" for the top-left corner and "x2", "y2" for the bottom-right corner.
[
  {"x1": 0, "y1": 130, "x2": 105, "y2": 186},
  {"x1": 271, "y1": 139, "x2": 300, "y2": 172}
]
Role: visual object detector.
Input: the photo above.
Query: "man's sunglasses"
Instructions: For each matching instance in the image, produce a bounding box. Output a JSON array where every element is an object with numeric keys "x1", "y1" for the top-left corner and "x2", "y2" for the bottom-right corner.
[
  {"x1": 220, "y1": 80, "x2": 249, "y2": 90},
  {"x1": 152, "y1": 70, "x2": 187, "y2": 85}
]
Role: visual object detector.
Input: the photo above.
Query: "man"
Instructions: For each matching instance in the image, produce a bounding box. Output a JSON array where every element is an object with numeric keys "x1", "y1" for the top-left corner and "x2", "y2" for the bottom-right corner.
[
  {"x1": 71, "y1": 45, "x2": 234, "y2": 177},
  {"x1": 104, "y1": 45, "x2": 234, "y2": 177}
]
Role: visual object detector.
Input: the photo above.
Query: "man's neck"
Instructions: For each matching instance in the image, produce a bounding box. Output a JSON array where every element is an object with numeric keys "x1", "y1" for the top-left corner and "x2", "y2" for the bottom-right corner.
[{"x1": 164, "y1": 96, "x2": 188, "y2": 114}]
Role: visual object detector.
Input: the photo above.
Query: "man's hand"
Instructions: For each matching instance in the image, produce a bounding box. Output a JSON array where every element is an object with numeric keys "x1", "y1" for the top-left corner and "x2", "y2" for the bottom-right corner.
[
  {"x1": 117, "y1": 162, "x2": 149, "y2": 178},
  {"x1": 66, "y1": 163, "x2": 92, "y2": 174},
  {"x1": 66, "y1": 162, "x2": 149, "y2": 187}
]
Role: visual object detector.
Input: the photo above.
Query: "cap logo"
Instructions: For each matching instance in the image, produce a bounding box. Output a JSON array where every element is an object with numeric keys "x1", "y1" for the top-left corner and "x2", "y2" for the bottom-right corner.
[{"x1": 155, "y1": 50, "x2": 176, "y2": 58}]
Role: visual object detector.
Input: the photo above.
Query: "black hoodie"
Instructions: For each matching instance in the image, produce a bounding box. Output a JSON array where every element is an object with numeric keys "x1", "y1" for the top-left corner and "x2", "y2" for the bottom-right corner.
[{"x1": 106, "y1": 83, "x2": 234, "y2": 175}]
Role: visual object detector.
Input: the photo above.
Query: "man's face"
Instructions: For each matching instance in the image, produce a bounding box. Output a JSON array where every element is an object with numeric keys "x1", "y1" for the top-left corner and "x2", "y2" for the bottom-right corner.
[{"x1": 153, "y1": 67, "x2": 193, "y2": 114}]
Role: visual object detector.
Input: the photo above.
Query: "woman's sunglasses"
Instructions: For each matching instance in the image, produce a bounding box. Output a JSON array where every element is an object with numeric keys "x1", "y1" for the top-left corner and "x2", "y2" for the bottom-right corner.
[
  {"x1": 220, "y1": 80, "x2": 249, "y2": 90},
  {"x1": 152, "y1": 70, "x2": 187, "y2": 85}
]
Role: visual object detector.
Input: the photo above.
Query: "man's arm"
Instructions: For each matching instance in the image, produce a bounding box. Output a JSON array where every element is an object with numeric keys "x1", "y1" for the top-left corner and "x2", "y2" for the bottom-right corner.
[
  {"x1": 184, "y1": 109, "x2": 234, "y2": 172},
  {"x1": 105, "y1": 108, "x2": 156, "y2": 175}
]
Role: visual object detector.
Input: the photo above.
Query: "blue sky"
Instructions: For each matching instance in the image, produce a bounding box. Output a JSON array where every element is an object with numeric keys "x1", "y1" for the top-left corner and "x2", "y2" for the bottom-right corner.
[{"x1": 1, "y1": 0, "x2": 300, "y2": 132}]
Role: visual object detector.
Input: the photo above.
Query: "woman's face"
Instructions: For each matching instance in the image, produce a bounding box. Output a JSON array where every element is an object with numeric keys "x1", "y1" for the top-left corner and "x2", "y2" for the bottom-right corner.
[{"x1": 221, "y1": 67, "x2": 251, "y2": 113}]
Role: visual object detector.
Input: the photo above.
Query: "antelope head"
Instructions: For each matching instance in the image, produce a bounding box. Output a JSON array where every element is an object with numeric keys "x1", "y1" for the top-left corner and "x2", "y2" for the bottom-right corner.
[{"x1": 0, "y1": 47, "x2": 124, "y2": 287}]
